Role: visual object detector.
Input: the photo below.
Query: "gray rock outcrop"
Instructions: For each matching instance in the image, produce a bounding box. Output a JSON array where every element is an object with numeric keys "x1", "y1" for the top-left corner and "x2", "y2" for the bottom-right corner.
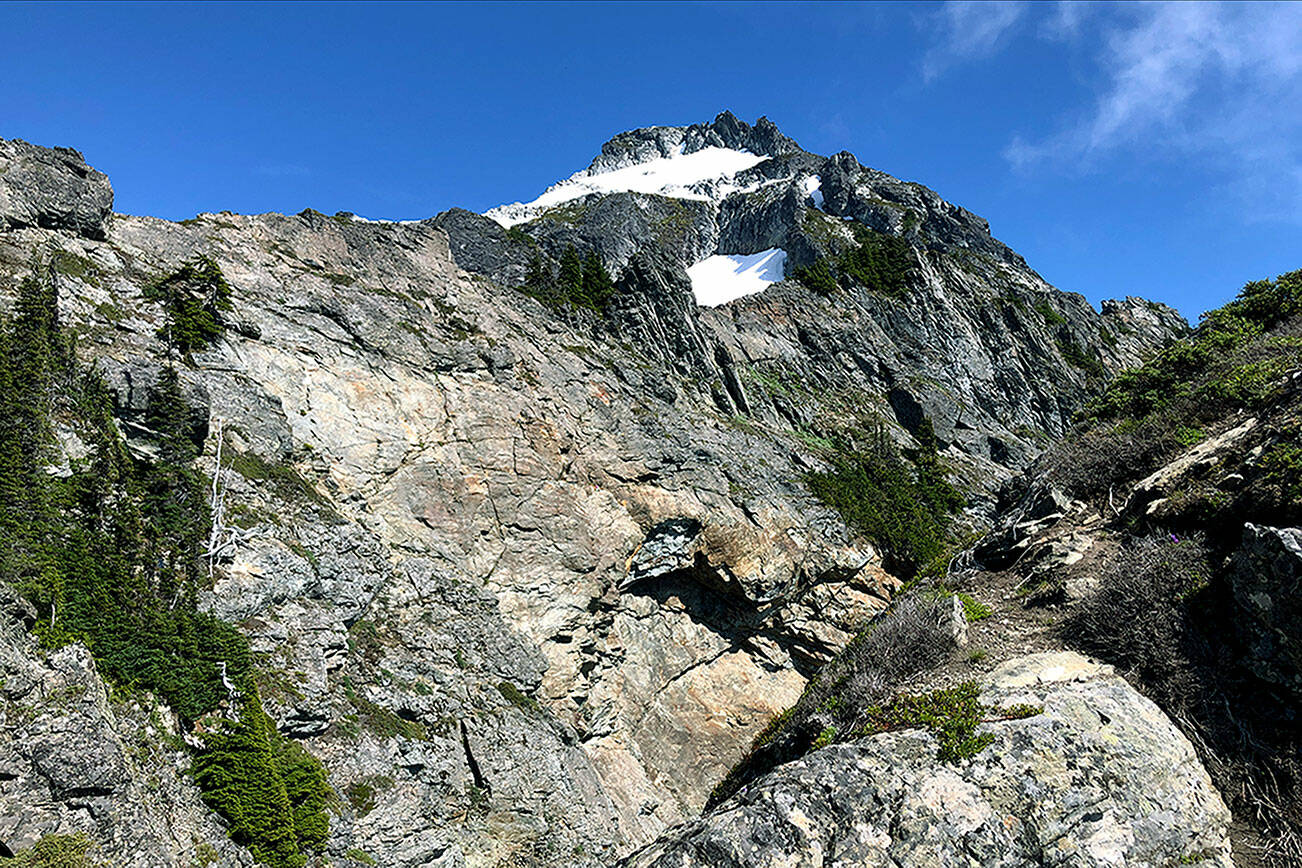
[
  {"x1": 624, "y1": 652, "x2": 1234, "y2": 868},
  {"x1": 0, "y1": 138, "x2": 113, "y2": 239},
  {"x1": 1231, "y1": 523, "x2": 1302, "y2": 697}
]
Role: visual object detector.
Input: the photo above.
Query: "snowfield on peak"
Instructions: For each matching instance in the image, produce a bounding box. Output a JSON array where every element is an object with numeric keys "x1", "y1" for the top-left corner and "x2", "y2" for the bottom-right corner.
[
  {"x1": 687, "y1": 248, "x2": 787, "y2": 307},
  {"x1": 802, "y1": 175, "x2": 823, "y2": 209},
  {"x1": 487, "y1": 146, "x2": 770, "y2": 227}
]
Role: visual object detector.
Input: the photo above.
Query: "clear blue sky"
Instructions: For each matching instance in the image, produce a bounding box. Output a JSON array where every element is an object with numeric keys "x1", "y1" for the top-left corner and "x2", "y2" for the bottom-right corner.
[{"x1": 2, "y1": 1, "x2": 1298, "y2": 320}]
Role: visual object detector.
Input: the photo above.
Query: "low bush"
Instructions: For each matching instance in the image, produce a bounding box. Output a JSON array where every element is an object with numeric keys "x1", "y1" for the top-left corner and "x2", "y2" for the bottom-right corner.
[
  {"x1": 1061, "y1": 532, "x2": 1302, "y2": 864},
  {"x1": 708, "y1": 591, "x2": 958, "y2": 807},
  {"x1": 805, "y1": 420, "x2": 963, "y2": 579},
  {"x1": 1062, "y1": 534, "x2": 1210, "y2": 710},
  {"x1": 0, "y1": 834, "x2": 96, "y2": 868},
  {"x1": 855, "y1": 681, "x2": 1041, "y2": 762},
  {"x1": 956, "y1": 592, "x2": 991, "y2": 622}
]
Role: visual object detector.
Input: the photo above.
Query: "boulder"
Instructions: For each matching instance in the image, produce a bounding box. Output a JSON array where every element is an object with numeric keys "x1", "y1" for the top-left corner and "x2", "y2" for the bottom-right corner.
[{"x1": 624, "y1": 651, "x2": 1234, "y2": 868}]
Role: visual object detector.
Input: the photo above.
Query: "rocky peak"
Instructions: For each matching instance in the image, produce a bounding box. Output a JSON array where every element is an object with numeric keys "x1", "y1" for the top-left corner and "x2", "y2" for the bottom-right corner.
[{"x1": 0, "y1": 137, "x2": 113, "y2": 240}]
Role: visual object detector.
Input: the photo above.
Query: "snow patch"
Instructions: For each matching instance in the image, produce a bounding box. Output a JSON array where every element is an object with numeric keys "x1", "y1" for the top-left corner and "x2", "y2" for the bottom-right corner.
[
  {"x1": 802, "y1": 175, "x2": 823, "y2": 209},
  {"x1": 487, "y1": 147, "x2": 770, "y2": 227},
  {"x1": 687, "y1": 249, "x2": 787, "y2": 307}
]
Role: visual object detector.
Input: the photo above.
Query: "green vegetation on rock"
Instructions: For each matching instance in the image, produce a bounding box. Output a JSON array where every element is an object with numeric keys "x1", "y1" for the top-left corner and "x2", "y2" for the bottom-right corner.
[
  {"x1": 854, "y1": 681, "x2": 1040, "y2": 762},
  {"x1": 522, "y1": 245, "x2": 615, "y2": 313},
  {"x1": 793, "y1": 222, "x2": 917, "y2": 297},
  {"x1": 956, "y1": 592, "x2": 991, "y2": 622},
  {"x1": 1084, "y1": 269, "x2": 1301, "y2": 425},
  {"x1": 791, "y1": 258, "x2": 837, "y2": 296},
  {"x1": 0, "y1": 834, "x2": 97, "y2": 868},
  {"x1": 144, "y1": 256, "x2": 233, "y2": 357},
  {"x1": 0, "y1": 258, "x2": 328, "y2": 868},
  {"x1": 805, "y1": 418, "x2": 963, "y2": 579}
]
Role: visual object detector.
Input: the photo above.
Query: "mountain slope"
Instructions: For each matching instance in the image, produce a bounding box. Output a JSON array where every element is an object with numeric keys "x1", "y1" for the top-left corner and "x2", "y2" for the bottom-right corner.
[
  {"x1": 0, "y1": 117, "x2": 1188, "y2": 867},
  {"x1": 632, "y1": 268, "x2": 1300, "y2": 867}
]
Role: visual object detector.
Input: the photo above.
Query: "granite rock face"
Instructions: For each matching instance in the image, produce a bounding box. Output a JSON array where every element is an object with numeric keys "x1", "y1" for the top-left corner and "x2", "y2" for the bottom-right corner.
[
  {"x1": 0, "y1": 138, "x2": 113, "y2": 240},
  {"x1": 0, "y1": 115, "x2": 1192, "y2": 865},
  {"x1": 623, "y1": 652, "x2": 1235, "y2": 868}
]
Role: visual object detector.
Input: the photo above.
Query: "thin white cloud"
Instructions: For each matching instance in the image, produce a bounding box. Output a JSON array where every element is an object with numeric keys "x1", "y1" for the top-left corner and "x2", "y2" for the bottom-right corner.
[
  {"x1": 1006, "y1": 2, "x2": 1302, "y2": 220},
  {"x1": 1040, "y1": 0, "x2": 1093, "y2": 41},
  {"x1": 922, "y1": 1, "x2": 1027, "y2": 82}
]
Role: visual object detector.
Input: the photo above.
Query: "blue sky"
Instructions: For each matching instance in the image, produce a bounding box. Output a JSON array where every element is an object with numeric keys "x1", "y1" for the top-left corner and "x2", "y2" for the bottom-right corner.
[{"x1": 1, "y1": 1, "x2": 1298, "y2": 320}]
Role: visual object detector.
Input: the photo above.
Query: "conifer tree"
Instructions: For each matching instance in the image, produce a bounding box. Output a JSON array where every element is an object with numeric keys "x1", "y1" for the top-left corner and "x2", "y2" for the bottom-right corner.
[
  {"x1": 558, "y1": 245, "x2": 583, "y2": 299},
  {"x1": 581, "y1": 250, "x2": 615, "y2": 311},
  {"x1": 524, "y1": 251, "x2": 554, "y2": 302},
  {"x1": 145, "y1": 256, "x2": 233, "y2": 357}
]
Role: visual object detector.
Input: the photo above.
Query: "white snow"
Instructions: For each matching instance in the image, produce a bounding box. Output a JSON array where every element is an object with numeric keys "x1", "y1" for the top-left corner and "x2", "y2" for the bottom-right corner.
[
  {"x1": 802, "y1": 175, "x2": 823, "y2": 209},
  {"x1": 487, "y1": 147, "x2": 770, "y2": 227},
  {"x1": 687, "y1": 248, "x2": 787, "y2": 307}
]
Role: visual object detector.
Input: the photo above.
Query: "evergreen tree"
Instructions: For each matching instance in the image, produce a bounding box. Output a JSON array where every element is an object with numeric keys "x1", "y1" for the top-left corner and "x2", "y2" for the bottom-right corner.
[
  {"x1": 144, "y1": 256, "x2": 233, "y2": 358},
  {"x1": 558, "y1": 245, "x2": 583, "y2": 299},
  {"x1": 523, "y1": 252, "x2": 554, "y2": 303},
  {"x1": 581, "y1": 251, "x2": 615, "y2": 311},
  {"x1": 0, "y1": 253, "x2": 329, "y2": 865}
]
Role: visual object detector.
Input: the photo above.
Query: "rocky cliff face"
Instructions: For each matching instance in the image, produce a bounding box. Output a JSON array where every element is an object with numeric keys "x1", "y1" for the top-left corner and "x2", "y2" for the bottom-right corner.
[{"x1": 0, "y1": 117, "x2": 1198, "y2": 867}]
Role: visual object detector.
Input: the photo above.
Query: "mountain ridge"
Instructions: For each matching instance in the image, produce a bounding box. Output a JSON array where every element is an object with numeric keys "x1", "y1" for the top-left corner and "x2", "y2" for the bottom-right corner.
[{"x1": 0, "y1": 120, "x2": 1205, "y2": 867}]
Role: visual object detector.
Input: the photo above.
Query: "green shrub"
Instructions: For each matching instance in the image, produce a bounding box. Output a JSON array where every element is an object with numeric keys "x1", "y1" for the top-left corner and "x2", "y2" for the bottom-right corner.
[
  {"x1": 1035, "y1": 301, "x2": 1067, "y2": 326},
  {"x1": 838, "y1": 223, "x2": 916, "y2": 297},
  {"x1": 226, "y1": 444, "x2": 326, "y2": 507},
  {"x1": 496, "y1": 680, "x2": 540, "y2": 713},
  {"x1": 504, "y1": 225, "x2": 535, "y2": 247},
  {"x1": 812, "y1": 726, "x2": 837, "y2": 749},
  {"x1": 856, "y1": 682, "x2": 995, "y2": 762},
  {"x1": 1261, "y1": 435, "x2": 1302, "y2": 506},
  {"x1": 1056, "y1": 335, "x2": 1105, "y2": 378},
  {"x1": 708, "y1": 592, "x2": 960, "y2": 808},
  {"x1": 0, "y1": 834, "x2": 97, "y2": 867},
  {"x1": 956, "y1": 592, "x2": 991, "y2": 622},
  {"x1": 793, "y1": 259, "x2": 837, "y2": 295},
  {"x1": 792, "y1": 223, "x2": 916, "y2": 298},
  {"x1": 1083, "y1": 270, "x2": 1301, "y2": 426},
  {"x1": 805, "y1": 420, "x2": 963, "y2": 579}
]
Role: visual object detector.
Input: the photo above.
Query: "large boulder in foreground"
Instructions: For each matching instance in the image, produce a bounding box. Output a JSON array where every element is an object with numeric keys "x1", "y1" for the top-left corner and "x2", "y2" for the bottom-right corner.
[
  {"x1": 624, "y1": 652, "x2": 1233, "y2": 868},
  {"x1": 0, "y1": 137, "x2": 113, "y2": 239}
]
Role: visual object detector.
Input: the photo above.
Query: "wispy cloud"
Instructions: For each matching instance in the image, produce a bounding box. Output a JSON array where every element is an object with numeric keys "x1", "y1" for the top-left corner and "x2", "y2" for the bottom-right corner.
[
  {"x1": 1006, "y1": 2, "x2": 1302, "y2": 218},
  {"x1": 921, "y1": 1, "x2": 1027, "y2": 82},
  {"x1": 922, "y1": 1, "x2": 1302, "y2": 221},
  {"x1": 1039, "y1": 0, "x2": 1093, "y2": 42}
]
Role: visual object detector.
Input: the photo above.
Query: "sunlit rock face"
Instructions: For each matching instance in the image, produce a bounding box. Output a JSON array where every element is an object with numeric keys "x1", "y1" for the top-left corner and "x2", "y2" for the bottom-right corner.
[{"x1": 0, "y1": 117, "x2": 1186, "y2": 866}]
